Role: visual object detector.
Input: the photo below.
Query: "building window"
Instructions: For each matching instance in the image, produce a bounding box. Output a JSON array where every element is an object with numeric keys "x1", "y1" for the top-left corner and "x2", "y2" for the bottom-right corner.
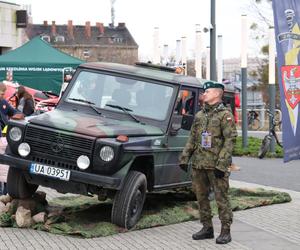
[
  {"x1": 55, "y1": 36, "x2": 65, "y2": 43},
  {"x1": 83, "y1": 49, "x2": 90, "y2": 58},
  {"x1": 41, "y1": 35, "x2": 50, "y2": 43},
  {"x1": 113, "y1": 36, "x2": 123, "y2": 43}
]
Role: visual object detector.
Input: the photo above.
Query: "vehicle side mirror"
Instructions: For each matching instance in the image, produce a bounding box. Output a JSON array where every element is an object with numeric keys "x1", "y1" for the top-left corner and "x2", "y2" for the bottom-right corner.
[
  {"x1": 181, "y1": 114, "x2": 194, "y2": 130},
  {"x1": 170, "y1": 114, "x2": 183, "y2": 136}
]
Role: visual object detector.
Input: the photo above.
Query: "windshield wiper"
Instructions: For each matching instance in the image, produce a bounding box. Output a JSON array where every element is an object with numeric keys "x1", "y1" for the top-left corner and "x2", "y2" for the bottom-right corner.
[
  {"x1": 68, "y1": 98, "x2": 102, "y2": 116},
  {"x1": 105, "y1": 104, "x2": 141, "y2": 123}
]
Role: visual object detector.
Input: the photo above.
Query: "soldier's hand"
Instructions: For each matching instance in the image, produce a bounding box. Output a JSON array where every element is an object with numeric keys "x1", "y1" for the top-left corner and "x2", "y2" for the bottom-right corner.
[
  {"x1": 179, "y1": 164, "x2": 188, "y2": 172},
  {"x1": 214, "y1": 169, "x2": 225, "y2": 178}
]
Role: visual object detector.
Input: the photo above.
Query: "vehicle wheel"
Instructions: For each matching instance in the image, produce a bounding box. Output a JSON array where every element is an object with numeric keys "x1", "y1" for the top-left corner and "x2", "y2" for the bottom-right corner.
[
  {"x1": 111, "y1": 171, "x2": 147, "y2": 229},
  {"x1": 258, "y1": 136, "x2": 271, "y2": 159},
  {"x1": 7, "y1": 167, "x2": 38, "y2": 199}
]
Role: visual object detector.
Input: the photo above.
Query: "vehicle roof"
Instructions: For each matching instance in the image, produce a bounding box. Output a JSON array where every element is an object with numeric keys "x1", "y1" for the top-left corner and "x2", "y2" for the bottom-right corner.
[{"x1": 78, "y1": 62, "x2": 235, "y2": 92}]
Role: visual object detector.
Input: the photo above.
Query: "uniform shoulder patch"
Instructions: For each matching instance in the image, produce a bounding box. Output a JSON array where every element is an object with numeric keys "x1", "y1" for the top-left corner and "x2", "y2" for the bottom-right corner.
[
  {"x1": 226, "y1": 116, "x2": 233, "y2": 122},
  {"x1": 222, "y1": 111, "x2": 234, "y2": 124}
]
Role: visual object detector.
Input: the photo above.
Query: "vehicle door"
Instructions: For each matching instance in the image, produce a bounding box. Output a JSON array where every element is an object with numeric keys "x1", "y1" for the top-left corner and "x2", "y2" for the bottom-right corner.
[{"x1": 157, "y1": 87, "x2": 203, "y2": 187}]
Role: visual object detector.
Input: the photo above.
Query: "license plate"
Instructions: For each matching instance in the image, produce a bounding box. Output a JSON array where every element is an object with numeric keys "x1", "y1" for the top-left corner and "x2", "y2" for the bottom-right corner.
[{"x1": 29, "y1": 163, "x2": 71, "y2": 181}]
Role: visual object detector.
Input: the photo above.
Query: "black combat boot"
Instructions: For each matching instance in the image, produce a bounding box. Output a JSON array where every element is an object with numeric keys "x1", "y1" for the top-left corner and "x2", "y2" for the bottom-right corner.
[
  {"x1": 192, "y1": 226, "x2": 214, "y2": 240},
  {"x1": 216, "y1": 226, "x2": 231, "y2": 244}
]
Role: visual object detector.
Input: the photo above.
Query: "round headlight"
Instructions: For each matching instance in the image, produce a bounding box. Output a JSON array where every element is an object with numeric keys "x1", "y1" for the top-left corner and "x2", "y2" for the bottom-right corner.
[
  {"x1": 100, "y1": 146, "x2": 114, "y2": 162},
  {"x1": 77, "y1": 155, "x2": 90, "y2": 170},
  {"x1": 9, "y1": 127, "x2": 22, "y2": 142},
  {"x1": 18, "y1": 143, "x2": 30, "y2": 157}
]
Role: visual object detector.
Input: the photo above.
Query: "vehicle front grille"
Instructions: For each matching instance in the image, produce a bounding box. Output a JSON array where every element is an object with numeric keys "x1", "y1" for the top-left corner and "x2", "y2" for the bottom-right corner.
[
  {"x1": 31, "y1": 156, "x2": 78, "y2": 170},
  {"x1": 25, "y1": 125, "x2": 95, "y2": 169}
]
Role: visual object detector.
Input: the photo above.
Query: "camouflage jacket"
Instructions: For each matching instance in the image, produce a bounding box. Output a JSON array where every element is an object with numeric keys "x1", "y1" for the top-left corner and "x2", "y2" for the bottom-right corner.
[{"x1": 179, "y1": 102, "x2": 237, "y2": 172}]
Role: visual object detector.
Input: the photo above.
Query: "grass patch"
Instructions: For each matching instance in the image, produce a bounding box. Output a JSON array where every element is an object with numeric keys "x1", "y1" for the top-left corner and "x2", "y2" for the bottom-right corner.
[
  {"x1": 0, "y1": 213, "x2": 13, "y2": 227},
  {"x1": 19, "y1": 187, "x2": 290, "y2": 238},
  {"x1": 233, "y1": 136, "x2": 283, "y2": 158}
]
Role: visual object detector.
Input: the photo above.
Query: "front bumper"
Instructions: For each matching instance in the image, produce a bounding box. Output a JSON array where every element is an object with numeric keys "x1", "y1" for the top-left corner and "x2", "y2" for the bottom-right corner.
[{"x1": 0, "y1": 153, "x2": 121, "y2": 189}]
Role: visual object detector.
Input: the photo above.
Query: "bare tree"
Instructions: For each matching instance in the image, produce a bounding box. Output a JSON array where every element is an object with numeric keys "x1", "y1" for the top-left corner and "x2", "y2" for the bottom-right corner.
[{"x1": 244, "y1": 0, "x2": 280, "y2": 107}]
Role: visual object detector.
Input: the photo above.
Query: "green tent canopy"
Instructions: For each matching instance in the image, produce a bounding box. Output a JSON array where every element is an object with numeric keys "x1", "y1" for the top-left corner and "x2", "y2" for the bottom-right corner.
[{"x1": 0, "y1": 36, "x2": 84, "y2": 94}]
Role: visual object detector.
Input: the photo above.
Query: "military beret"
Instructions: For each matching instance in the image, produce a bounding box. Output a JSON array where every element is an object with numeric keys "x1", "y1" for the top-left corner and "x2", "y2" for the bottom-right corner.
[{"x1": 203, "y1": 81, "x2": 224, "y2": 91}]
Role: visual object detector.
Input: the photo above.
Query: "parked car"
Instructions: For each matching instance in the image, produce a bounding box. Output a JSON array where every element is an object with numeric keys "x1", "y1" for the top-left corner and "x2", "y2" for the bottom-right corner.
[
  {"x1": 0, "y1": 82, "x2": 59, "y2": 194},
  {"x1": 34, "y1": 97, "x2": 59, "y2": 113},
  {"x1": 3, "y1": 81, "x2": 59, "y2": 111},
  {"x1": 0, "y1": 62, "x2": 235, "y2": 229}
]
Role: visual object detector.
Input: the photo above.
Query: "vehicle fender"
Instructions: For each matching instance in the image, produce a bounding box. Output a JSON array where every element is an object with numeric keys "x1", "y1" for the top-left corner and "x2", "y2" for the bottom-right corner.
[{"x1": 111, "y1": 154, "x2": 154, "y2": 190}]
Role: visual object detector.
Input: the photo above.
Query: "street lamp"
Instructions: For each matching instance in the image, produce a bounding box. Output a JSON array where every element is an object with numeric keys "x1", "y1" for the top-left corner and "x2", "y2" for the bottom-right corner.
[
  {"x1": 217, "y1": 35, "x2": 223, "y2": 82},
  {"x1": 241, "y1": 14, "x2": 248, "y2": 148},
  {"x1": 210, "y1": 0, "x2": 217, "y2": 81},
  {"x1": 269, "y1": 26, "x2": 276, "y2": 153},
  {"x1": 181, "y1": 36, "x2": 187, "y2": 75},
  {"x1": 195, "y1": 24, "x2": 203, "y2": 78},
  {"x1": 153, "y1": 27, "x2": 160, "y2": 64},
  {"x1": 206, "y1": 47, "x2": 210, "y2": 79}
]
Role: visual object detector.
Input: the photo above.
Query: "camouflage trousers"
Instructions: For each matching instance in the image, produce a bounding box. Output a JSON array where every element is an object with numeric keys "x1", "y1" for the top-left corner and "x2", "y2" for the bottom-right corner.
[{"x1": 192, "y1": 168, "x2": 233, "y2": 228}]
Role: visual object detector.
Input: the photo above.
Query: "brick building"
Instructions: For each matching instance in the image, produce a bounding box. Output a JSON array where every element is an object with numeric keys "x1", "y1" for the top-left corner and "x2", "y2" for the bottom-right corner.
[{"x1": 25, "y1": 21, "x2": 139, "y2": 65}]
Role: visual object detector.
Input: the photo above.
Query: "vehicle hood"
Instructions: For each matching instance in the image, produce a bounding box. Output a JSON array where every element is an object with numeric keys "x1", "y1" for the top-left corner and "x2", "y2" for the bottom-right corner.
[{"x1": 28, "y1": 109, "x2": 164, "y2": 137}]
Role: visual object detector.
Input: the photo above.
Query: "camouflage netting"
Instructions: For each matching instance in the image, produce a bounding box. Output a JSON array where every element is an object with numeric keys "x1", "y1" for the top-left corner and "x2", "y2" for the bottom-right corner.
[{"x1": 0, "y1": 188, "x2": 291, "y2": 238}]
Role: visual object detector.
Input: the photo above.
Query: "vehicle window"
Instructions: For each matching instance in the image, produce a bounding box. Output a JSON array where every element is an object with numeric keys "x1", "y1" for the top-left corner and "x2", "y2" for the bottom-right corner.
[
  {"x1": 66, "y1": 71, "x2": 174, "y2": 120},
  {"x1": 174, "y1": 89, "x2": 196, "y2": 115},
  {"x1": 66, "y1": 71, "x2": 105, "y2": 106},
  {"x1": 198, "y1": 91, "x2": 204, "y2": 109}
]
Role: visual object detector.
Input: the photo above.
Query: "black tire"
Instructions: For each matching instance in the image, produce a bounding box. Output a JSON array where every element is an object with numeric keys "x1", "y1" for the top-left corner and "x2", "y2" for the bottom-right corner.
[
  {"x1": 7, "y1": 167, "x2": 38, "y2": 199},
  {"x1": 258, "y1": 136, "x2": 271, "y2": 159},
  {"x1": 111, "y1": 171, "x2": 147, "y2": 229}
]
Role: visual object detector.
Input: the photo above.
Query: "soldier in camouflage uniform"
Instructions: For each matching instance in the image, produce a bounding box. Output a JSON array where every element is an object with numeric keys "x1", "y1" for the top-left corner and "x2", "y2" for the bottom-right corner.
[{"x1": 179, "y1": 81, "x2": 237, "y2": 244}]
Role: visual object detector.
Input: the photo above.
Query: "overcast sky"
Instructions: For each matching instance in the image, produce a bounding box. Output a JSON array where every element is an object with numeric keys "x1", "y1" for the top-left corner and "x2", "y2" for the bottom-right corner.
[{"x1": 16, "y1": 0, "x2": 268, "y2": 60}]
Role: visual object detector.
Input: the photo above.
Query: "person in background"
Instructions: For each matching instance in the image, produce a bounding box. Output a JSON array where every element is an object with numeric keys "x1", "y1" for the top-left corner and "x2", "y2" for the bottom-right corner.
[
  {"x1": 77, "y1": 74, "x2": 102, "y2": 106},
  {"x1": 16, "y1": 86, "x2": 35, "y2": 116},
  {"x1": 60, "y1": 74, "x2": 72, "y2": 97},
  {"x1": 175, "y1": 90, "x2": 195, "y2": 115},
  {"x1": 0, "y1": 83, "x2": 24, "y2": 134},
  {"x1": 222, "y1": 79, "x2": 240, "y2": 124},
  {"x1": 234, "y1": 88, "x2": 241, "y2": 124},
  {"x1": 0, "y1": 82, "x2": 24, "y2": 195}
]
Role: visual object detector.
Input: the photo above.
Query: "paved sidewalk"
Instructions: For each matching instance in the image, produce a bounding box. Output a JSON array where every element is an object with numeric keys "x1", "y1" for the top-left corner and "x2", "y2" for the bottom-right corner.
[{"x1": 0, "y1": 180, "x2": 299, "y2": 249}]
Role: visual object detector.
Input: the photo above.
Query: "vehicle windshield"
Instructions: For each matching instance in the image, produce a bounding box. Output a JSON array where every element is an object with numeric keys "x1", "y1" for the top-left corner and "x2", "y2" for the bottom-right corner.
[{"x1": 65, "y1": 71, "x2": 174, "y2": 120}]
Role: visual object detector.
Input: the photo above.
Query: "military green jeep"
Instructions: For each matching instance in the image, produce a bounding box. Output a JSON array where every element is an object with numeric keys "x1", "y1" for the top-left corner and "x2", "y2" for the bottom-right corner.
[{"x1": 0, "y1": 62, "x2": 235, "y2": 229}]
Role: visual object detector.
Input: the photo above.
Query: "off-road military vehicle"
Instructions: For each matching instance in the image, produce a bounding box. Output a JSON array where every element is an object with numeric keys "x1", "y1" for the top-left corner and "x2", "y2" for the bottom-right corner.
[{"x1": 0, "y1": 62, "x2": 235, "y2": 229}]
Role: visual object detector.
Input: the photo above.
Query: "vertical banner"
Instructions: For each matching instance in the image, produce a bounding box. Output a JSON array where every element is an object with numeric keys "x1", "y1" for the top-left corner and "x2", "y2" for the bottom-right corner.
[{"x1": 272, "y1": 0, "x2": 300, "y2": 162}]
